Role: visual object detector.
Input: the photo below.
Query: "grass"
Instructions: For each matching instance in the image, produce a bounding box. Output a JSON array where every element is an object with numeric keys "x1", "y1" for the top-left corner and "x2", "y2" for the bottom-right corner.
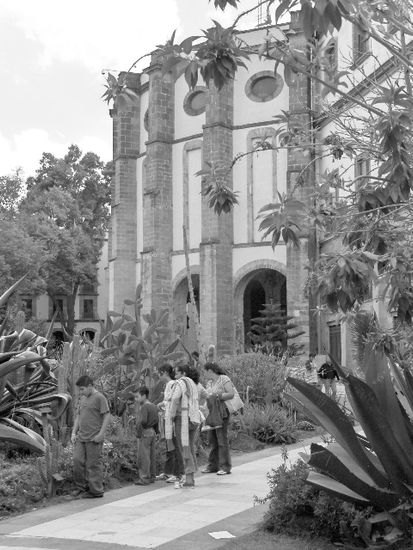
[{"x1": 218, "y1": 530, "x2": 334, "y2": 550}]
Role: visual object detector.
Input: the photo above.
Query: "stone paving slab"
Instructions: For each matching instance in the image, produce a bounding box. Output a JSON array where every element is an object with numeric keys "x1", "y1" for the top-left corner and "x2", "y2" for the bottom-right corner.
[{"x1": 0, "y1": 436, "x2": 320, "y2": 550}]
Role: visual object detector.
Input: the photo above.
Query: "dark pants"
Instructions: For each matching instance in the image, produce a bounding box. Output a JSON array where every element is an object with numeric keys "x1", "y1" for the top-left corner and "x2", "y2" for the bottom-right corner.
[
  {"x1": 164, "y1": 444, "x2": 185, "y2": 477},
  {"x1": 207, "y1": 414, "x2": 231, "y2": 473},
  {"x1": 173, "y1": 416, "x2": 198, "y2": 475},
  {"x1": 73, "y1": 440, "x2": 104, "y2": 495},
  {"x1": 137, "y1": 429, "x2": 156, "y2": 484}
]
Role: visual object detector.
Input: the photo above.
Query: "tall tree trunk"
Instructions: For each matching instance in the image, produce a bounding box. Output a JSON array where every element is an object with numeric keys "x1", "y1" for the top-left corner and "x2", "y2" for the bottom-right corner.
[{"x1": 66, "y1": 282, "x2": 79, "y2": 338}]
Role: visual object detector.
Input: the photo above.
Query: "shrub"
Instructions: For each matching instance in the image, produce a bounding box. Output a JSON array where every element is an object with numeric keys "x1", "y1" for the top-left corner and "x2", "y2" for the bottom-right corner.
[
  {"x1": 0, "y1": 452, "x2": 45, "y2": 516},
  {"x1": 241, "y1": 403, "x2": 297, "y2": 445},
  {"x1": 220, "y1": 353, "x2": 287, "y2": 404},
  {"x1": 260, "y1": 458, "x2": 365, "y2": 540}
]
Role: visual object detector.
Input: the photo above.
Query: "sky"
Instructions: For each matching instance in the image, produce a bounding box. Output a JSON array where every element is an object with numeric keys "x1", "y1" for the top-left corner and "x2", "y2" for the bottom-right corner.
[{"x1": 0, "y1": 0, "x2": 258, "y2": 178}]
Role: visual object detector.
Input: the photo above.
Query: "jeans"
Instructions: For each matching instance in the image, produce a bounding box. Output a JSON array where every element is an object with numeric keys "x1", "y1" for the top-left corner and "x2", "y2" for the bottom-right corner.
[
  {"x1": 137, "y1": 428, "x2": 156, "y2": 483},
  {"x1": 173, "y1": 416, "x2": 199, "y2": 475},
  {"x1": 207, "y1": 414, "x2": 231, "y2": 473},
  {"x1": 73, "y1": 440, "x2": 104, "y2": 495},
  {"x1": 323, "y1": 379, "x2": 338, "y2": 399}
]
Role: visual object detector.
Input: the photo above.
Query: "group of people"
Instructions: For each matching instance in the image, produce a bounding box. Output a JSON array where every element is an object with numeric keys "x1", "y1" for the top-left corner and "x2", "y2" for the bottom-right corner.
[
  {"x1": 70, "y1": 359, "x2": 239, "y2": 498},
  {"x1": 305, "y1": 353, "x2": 340, "y2": 399}
]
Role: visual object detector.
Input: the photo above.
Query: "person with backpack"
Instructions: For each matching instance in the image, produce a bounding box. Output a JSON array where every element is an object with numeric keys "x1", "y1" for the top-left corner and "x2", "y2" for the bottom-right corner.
[
  {"x1": 134, "y1": 386, "x2": 159, "y2": 486},
  {"x1": 318, "y1": 360, "x2": 340, "y2": 399}
]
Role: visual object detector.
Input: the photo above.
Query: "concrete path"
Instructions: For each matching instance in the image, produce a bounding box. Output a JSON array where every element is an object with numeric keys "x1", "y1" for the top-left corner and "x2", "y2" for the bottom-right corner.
[{"x1": 0, "y1": 436, "x2": 319, "y2": 550}]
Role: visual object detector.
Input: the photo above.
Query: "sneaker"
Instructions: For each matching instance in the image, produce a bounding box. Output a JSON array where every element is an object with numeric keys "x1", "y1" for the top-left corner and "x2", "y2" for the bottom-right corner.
[
  {"x1": 166, "y1": 475, "x2": 182, "y2": 483},
  {"x1": 217, "y1": 470, "x2": 231, "y2": 476},
  {"x1": 155, "y1": 473, "x2": 168, "y2": 481},
  {"x1": 174, "y1": 480, "x2": 183, "y2": 489},
  {"x1": 81, "y1": 492, "x2": 104, "y2": 498},
  {"x1": 134, "y1": 479, "x2": 150, "y2": 486},
  {"x1": 70, "y1": 488, "x2": 86, "y2": 497}
]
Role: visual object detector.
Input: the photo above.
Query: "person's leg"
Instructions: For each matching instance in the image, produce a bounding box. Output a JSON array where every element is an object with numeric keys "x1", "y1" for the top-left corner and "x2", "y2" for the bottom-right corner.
[
  {"x1": 172, "y1": 417, "x2": 185, "y2": 478},
  {"x1": 204, "y1": 428, "x2": 219, "y2": 472},
  {"x1": 217, "y1": 415, "x2": 231, "y2": 473},
  {"x1": 184, "y1": 424, "x2": 198, "y2": 476},
  {"x1": 137, "y1": 437, "x2": 151, "y2": 484},
  {"x1": 164, "y1": 448, "x2": 175, "y2": 476},
  {"x1": 73, "y1": 440, "x2": 87, "y2": 492},
  {"x1": 85, "y1": 441, "x2": 104, "y2": 495},
  {"x1": 149, "y1": 436, "x2": 156, "y2": 482},
  {"x1": 331, "y1": 380, "x2": 337, "y2": 400},
  {"x1": 324, "y1": 379, "x2": 332, "y2": 397}
]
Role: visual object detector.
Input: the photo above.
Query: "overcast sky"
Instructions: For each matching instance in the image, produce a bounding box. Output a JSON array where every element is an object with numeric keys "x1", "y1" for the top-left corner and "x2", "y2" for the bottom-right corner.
[{"x1": 0, "y1": 0, "x2": 259, "y2": 178}]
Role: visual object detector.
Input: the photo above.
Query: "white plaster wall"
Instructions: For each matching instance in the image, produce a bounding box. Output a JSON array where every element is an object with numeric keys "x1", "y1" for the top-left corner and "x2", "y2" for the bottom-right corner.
[
  {"x1": 136, "y1": 156, "x2": 144, "y2": 256},
  {"x1": 233, "y1": 56, "x2": 289, "y2": 127},
  {"x1": 233, "y1": 244, "x2": 286, "y2": 276},
  {"x1": 172, "y1": 252, "x2": 200, "y2": 281},
  {"x1": 232, "y1": 126, "x2": 288, "y2": 244},
  {"x1": 187, "y1": 147, "x2": 202, "y2": 249},
  {"x1": 36, "y1": 294, "x2": 50, "y2": 320},
  {"x1": 172, "y1": 143, "x2": 184, "y2": 251},
  {"x1": 139, "y1": 91, "x2": 148, "y2": 152},
  {"x1": 174, "y1": 74, "x2": 205, "y2": 141}
]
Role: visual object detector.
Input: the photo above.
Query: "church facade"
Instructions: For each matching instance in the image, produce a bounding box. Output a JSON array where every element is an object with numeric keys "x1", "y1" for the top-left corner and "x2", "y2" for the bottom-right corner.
[{"x1": 106, "y1": 13, "x2": 385, "y2": 360}]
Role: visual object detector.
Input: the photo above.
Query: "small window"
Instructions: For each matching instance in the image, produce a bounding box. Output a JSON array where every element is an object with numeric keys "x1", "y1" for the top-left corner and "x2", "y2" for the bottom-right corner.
[
  {"x1": 144, "y1": 109, "x2": 149, "y2": 131},
  {"x1": 82, "y1": 299, "x2": 95, "y2": 320},
  {"x1": 183, "y1": 88, "x2": 208, "y2": 116},
  {"x1": 353, "y1": 24, "x2": 369, "y2": 64},
  {"x1": 325, "y1": 39, "x2": 337, "y2": 78},
  {"x1": 245, "y1": 72, "x2": 283, "y2": 103}
]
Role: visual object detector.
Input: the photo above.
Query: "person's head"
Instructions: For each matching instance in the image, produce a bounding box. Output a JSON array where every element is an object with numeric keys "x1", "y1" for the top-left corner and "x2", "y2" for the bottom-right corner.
[
  {"x1": 174, "y1": 363, "x2": 189, "y2": 379},
  {"x1": 158, "y1": 364, "x2": 175, "y2": 381},
  {"x1": 309, "y1": 353, "x2": 316, "y2": 359},
  {"x1": 75, "y1": 375, "x2": 94, "y2": 397},
  {"x1": 207, "y1": 344, "x2": 215, "y2": 361},
  {"x1": 204, "y1": 362, "x2": 226, "y2": 381},
  {"x1": 136, "y1": 386, "x2": 149, "y2": 405}
]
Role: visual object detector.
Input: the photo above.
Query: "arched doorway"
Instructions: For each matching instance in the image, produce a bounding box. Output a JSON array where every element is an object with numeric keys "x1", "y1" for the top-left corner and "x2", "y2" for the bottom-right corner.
[
  {"x1": 234, "y1": 267, "x2": 287, "y2": 351},
  {"x1": 80, "y1": 329, "x2": 96, "y2": 342},
  {"x1": 173, "y1": 274, "x2": 200, "y2": 352}
]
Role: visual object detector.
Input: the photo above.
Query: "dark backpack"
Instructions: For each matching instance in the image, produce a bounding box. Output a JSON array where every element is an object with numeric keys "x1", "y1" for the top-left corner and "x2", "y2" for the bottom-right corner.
[{"x1": 319, "y1": 362, "x2": 336, "y2": 380}]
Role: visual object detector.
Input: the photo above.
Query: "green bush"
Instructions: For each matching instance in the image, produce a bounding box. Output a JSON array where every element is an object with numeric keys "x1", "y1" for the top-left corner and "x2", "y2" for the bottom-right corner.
[
  {"x1": 241, "y1": 403, "x2": 297, "y2": 445},
  {"x1": 260, "y1": 458, "x2": 366, "y2": 540},
  {"x1": 220, "y1": 353, "x2": 287, "y2": 404}
]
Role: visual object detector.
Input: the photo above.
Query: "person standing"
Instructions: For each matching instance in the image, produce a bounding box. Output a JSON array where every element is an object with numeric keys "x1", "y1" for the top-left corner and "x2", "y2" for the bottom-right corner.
[
  {"x1": 201, "y1": 362, "x2": 234, "y2": 476},
  {"x1": 156, "y1": 364, "x2": 184, "y2": 484},
  {"x1": 134, "y1": 386, "x2": 159, "y2": 486},
  {"x1": 318, "y1": 360, "x2": 340, "y2": 399},
  {"x1": 71, "y1": 375, "x2": 111, "y2": 498},
  {"x1": 167, "y1": 364, "x2": 201, "y2": 487}
]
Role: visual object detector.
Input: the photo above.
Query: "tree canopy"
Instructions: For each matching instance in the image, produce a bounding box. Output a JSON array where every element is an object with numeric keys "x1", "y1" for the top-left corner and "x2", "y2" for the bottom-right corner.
[{"x1": 0, "y1": 145, "x2": 111, "y2": 336}]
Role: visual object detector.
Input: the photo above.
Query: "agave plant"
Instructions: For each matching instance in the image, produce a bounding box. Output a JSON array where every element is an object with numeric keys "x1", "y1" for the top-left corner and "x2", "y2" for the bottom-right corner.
[
  {"x1": 0, "y1": 278, "x2": 71, "y2": 453},
  {"x1": 286, "y1": 314, "x2": 413, "y2": 546}
]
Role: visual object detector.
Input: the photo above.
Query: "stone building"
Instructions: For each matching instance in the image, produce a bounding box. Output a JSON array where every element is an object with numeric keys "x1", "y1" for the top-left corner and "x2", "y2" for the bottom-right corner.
[{"x1": 107, "y1": 13, "x2": 390, "y2": 360}]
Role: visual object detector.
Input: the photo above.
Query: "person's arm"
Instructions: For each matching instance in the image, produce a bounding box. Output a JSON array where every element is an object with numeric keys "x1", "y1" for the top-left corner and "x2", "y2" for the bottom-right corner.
[
  {"x1": 92, "y1": 412, "x2": 111, "y2": 443},
  {"x1": 169, "y1": 383, "x2": 182, "y2": 418},
  {"x1": 218, "y1": 377, "x2": 235, "y2": 402},
  {"x1": 71, "y1": 415, "x2": 79, "y2": 444}
]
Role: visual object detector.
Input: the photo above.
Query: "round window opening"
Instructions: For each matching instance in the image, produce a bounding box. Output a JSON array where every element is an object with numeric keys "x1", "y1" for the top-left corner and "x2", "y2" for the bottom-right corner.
[
  {"x1": 245, "y1": 72, "x2": 283, "y2": 103},
  {"x1": 184, "y1": 88, "x2": 208, "y2": 116}
]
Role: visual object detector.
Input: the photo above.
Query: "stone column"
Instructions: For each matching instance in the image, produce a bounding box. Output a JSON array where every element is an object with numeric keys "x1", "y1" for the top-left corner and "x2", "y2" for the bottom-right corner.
[
  {"x1": 141, "y1": 63, "x2": 174, "y2": 313},
  {"x1": 200, "y1": 81, "x2": 235, "y2": 356},
  {"x1": 286, "y1": 13, "x2": 316, "y2": 354},
  {"x1": 109, "y1": 72, "x2": 140, "y2": 311}
]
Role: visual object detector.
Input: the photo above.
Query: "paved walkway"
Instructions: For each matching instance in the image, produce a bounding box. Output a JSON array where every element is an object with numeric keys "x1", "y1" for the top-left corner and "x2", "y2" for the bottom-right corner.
[{"x1": 0, "y1": 436, "x2": 319, "y2": 550}]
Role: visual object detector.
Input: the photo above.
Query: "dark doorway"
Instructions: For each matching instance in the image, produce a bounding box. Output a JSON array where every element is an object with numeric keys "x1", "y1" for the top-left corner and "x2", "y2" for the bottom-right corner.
[{"x1": 243, "y1": 279, "x2": 266, "y2": 343}]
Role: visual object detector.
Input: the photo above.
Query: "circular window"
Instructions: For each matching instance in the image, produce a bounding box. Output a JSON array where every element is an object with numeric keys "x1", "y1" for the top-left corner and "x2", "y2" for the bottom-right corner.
[
  {"x1": 183, "y1": 87, "x2": 208, "y2": 116},
  {"x1": 245, "y1": 72, "x2": 283, "y2": 103},
  {"x1": 144, "y1": 109, "x2": 149, "y2": 132}
]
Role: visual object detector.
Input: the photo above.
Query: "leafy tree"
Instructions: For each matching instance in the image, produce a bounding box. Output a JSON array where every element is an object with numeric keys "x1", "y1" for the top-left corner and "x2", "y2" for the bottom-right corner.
[
  {"x1": 18, "y1": 145, "x2": 111, "y2": 337},
  {"x1": 104, "y1": 0, "x2": 413, "y2": 325}
]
